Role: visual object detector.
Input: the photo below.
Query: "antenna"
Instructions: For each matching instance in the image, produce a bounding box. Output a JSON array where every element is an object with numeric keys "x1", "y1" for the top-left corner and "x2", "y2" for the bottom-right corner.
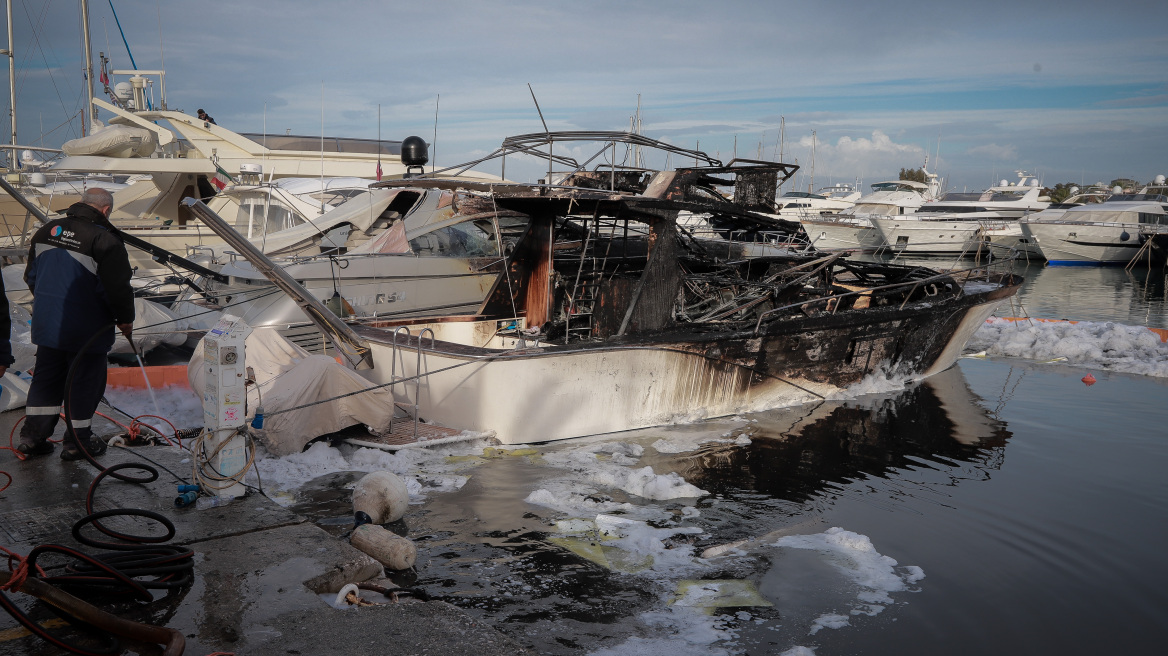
[
  {"x1": 527, "y1": 83, "x2": 551, "y2": 183},
  {"x1": 432, "y1": 94, "x2": 439, "y2": 175},
  {"x1": 320, "y1": 80, "x2": 325, "y2": 215},
  {"x1": 377, "y1": 103, "x2": 382, "y2": 181}
]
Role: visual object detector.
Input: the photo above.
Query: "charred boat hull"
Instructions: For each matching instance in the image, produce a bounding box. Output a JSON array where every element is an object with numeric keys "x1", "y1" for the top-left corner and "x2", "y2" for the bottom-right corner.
[{"x1": 357, "y1": 278, "x2": 1018, "y2": 444}]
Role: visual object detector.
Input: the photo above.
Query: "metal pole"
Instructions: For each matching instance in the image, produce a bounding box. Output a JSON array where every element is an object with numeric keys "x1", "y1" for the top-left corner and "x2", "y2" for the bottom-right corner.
[
  {"x1": 80, "y1": 0, "x2": 96, "y2": 131},
  {"x1": 181, "y1": 197, "x2": 374, "y2": 370},
  {"x1": 5, "y1": 0, "x2": 15, "y2": 153}
]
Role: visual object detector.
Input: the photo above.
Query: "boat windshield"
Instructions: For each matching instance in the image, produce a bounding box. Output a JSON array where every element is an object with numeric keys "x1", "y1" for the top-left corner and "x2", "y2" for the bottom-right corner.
[
  {"x1": 408, "y1": 219, "x2": 499, "y2": 257},
  {"x1": 1110, "y1": 193, "x2": 1168, "y2": 203},
  {"x1": 242, "y1": 133, "x2": 402, "y2": 155},
  {"x1": 781, "y1": 191, "x2": 826, "y2": 200},
  {"x1": 938, "y1": 190, "x2": 1028, "y2": 203},
  {"x1": 234, "y1": 195, "x2": 299, "y2": 238},
  {"x1": 847, "y1": 203, "x2": 900, "y2": 215}
]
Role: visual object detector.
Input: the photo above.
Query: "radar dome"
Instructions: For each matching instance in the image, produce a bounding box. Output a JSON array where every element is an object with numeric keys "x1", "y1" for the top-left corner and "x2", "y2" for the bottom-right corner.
[
  {"x1": 400, "y1": 136, "x2": 428, "y2": 167},
  {"x1": 1154, "y1": 175, "x2": 1166, "y2": 185},
  {"x1": 1069, "y1": 186, "x2": 1079, "y2": 195},
  {"x1": 20, "y1": 150, "x2": 34, "y2": 163},
  {"x1": 1000, "y1": 179, "x2": 1009, "y2": 187},
  {"x1": 114, "y1": 82, "x2": 133, "y2": 101},
  {"x1": 1112, "y1": 185, "x2": 1123, "y2": 194},
  {"x1": 1029, "y1": 178, "x2": 1040, "y2": 187},
  {"x1": 28, "y1": 172, "x2": 46, "y2": 186}
]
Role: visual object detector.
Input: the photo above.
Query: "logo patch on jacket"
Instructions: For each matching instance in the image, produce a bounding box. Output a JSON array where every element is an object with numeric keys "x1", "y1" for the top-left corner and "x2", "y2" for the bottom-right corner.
[{"x1": 50, "y1": 225, "x2": 62, "y2": 237}]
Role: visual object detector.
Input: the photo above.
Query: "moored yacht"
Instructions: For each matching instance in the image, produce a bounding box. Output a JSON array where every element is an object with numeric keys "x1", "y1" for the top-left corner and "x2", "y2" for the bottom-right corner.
[
  {"x1": 871, "y1": 172, "x2": 1048, "y2": 256},
  {"x1": 1024, "y1": 182, "x2": 1168, "y2": 265},
  {"x1": 802, "y1": 172, "x2": 941, "y2": 251},
  {"x1": 774, "y1": 183, "x2": 861, "y2": 220}
]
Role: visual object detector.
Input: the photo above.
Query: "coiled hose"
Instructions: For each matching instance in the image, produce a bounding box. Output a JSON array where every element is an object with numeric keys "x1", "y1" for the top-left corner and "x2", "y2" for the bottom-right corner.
[{"x1": 0, "y1": 324, "x2": 193, "y2": 655}]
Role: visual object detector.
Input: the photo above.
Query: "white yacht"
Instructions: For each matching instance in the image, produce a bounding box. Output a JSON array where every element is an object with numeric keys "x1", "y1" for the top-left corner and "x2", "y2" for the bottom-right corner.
[
  {"x1": 773, "y1": 183, "x2": 861, "y2": 219},
  {"x1": 802, "y1": 174, "x2": 940, "y2": 251},
  {"x1": 1023, "y1": 183, "x2": 1168, "y2": 265},
  {"x1": 871, "y1": 172, "x2": 1048, "y2": 256}
]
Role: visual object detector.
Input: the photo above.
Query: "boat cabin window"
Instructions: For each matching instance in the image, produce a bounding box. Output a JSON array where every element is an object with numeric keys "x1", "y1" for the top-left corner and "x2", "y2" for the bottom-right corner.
[
  {"x1": 234, "y1": 197, "x2": 298, "y2": 238},
  {"x1": 408, "y1": 219, "x2": 498, "y2": 257}
]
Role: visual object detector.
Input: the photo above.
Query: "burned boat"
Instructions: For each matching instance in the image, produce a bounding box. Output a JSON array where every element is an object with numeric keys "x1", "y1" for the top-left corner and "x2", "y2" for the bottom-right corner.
[{"x1": 182, "y1": 132, "x2": 1021, "y2": 445}]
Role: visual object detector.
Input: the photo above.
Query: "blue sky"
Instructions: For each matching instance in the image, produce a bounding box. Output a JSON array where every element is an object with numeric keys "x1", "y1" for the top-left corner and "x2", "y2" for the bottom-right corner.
[{"x1": 8, "y1": 0, "x2": 1166, "y2": 191}]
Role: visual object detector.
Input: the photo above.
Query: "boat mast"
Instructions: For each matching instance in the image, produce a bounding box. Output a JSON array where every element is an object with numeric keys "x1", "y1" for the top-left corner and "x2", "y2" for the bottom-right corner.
[
  {"x1": 80, "y1": 0, "x2": 96, "y2": 134},
  {"x1": 4, "y1": 0, "x2": 15, "y2": 153}
]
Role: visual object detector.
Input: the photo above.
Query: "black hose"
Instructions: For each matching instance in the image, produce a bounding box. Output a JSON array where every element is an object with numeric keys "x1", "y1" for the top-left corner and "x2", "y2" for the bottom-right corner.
[{"x1": 1, "y1": 324, "x2": 194, "y2": 655}]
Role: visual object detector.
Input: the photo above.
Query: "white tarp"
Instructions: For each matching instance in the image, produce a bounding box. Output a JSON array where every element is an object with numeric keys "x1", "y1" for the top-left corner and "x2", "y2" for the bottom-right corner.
[
  {"x1": 111, "y1": 298, "x2": 188, "y2": 355},
  {"x1": 2, "y1": 265, "x2": 32, "y2": 309},
  {"x1": 187, "y1": 327, "x2": 394, "y2": 455}
]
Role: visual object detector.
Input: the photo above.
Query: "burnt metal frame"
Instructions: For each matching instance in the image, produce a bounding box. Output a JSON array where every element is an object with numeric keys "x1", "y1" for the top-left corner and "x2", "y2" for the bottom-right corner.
[{"x1": 396, "y1": 131, "x2": 799, "y2": 195}]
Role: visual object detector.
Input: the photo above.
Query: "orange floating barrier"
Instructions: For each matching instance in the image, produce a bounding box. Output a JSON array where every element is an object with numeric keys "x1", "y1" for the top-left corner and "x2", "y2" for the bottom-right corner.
[
  {"x1": 106, "y1": 365, "x2": 191, "y2": 390},
  {"x1": 1082, "y1": 373, "x2": 1097, "y2": 386}
]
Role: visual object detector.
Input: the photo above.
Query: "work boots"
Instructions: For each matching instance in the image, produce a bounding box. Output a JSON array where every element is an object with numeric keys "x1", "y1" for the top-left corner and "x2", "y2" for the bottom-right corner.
[{"x1": 60, "y1": 435, "x2": 108, "y2": 461}]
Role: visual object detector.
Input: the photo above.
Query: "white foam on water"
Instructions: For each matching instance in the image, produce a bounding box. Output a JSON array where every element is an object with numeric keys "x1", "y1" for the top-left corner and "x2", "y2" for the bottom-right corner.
[
  {"x1": 773, "y1": 527, "x2": 925, "y2": 631},
  {"x1": 970, "y1": 318, "x2": 1168, "y2": 377},
  {"x1": 536, "y1": 440, "x2": 708, "y2": 502},
  {"x1": 587, "y1": 606, "x2": 739, "y2": 656},
  {"x1": 247, "y1": 440, "x2": 484, "y2": 505},
  {"x1": 651, "y1": 434, "x2": 752, "y2": 454},
  {"x1": 830, "y1": 368, "x2": 918, "y2": 399},
  {"x1": 809, "y1": 613, "x2": 850, "y2": 635},
  {"x1": 779, "y1": 648, "x2": 817, "y2": 656},
  {"x1": 102, "y1": 385, "x2": 203, "y2": 429}
]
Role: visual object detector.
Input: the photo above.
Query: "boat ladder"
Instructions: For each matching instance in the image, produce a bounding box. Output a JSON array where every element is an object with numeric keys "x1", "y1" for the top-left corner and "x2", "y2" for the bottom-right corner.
[{"x1": 387, "y1": 326, "x2": 434, "y2": 439}]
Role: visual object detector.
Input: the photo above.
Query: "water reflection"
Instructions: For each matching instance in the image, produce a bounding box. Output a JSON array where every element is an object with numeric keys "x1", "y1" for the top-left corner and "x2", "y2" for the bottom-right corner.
[
  {"x1": 857, "y1": 251, "x2": 1168, "y2": 328},
  {"x1": 672, "y1": 366, "x2": 1011, "y2": 504}
]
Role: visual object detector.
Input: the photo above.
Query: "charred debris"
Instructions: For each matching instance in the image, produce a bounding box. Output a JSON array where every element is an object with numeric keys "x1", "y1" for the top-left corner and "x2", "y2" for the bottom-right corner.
[{"x1": 373, "y1": 131, "x2": 1015, "y2": 345}]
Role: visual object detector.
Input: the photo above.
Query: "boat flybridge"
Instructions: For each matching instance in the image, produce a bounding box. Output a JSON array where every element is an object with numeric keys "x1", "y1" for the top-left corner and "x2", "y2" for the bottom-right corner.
[
  {"x1": 801, "y1": 172, "x2": 942, "y2": 251},
  {"x1": 870, "y1": 171, "x2": 1048, "y2": 256},
  {"x1": 38, "y1": 69, "x2": 500, "y2": 270},
  {"x1": 1023, "y1": 179, "x2": 1168, "y2": 265}
]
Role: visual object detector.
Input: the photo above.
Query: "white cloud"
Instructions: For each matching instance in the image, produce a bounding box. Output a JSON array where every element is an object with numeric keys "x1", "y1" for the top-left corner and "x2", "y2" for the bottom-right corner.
[{"x1": 966, "y1": 143, "x2": 1020, "y2": 160}]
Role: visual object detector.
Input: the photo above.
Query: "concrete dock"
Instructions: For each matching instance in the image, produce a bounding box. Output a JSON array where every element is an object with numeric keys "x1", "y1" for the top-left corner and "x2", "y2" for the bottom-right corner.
[{"x1": 0, "y1": 415, "x2": 533, "y2": 655}]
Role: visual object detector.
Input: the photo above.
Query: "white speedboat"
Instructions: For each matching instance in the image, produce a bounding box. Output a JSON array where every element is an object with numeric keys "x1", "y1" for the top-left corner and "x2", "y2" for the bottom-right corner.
[
  {"x1": 1023, "y1": 186, "x2": 1168, "y2": 265},
  {"x1": 871, "y1": 172, "x2": 1048, "y2": 256},
  {"x1": 802, "y1": 173, "x2": 941, "y2": 251}
]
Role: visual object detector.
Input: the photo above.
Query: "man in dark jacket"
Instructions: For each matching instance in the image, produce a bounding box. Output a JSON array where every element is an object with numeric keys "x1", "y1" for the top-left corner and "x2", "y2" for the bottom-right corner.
[
  {"x1": 0, "y1": 273, "x2": 12, "y2": 378},
  {"x1": 17, "y1": 188, "x2": 135, "y2": 460}
]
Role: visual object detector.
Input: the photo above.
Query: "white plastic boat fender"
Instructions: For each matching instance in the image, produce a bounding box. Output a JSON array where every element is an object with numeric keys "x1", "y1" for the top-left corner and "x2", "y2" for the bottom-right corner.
[
  {"x1": 352, "y1": 470, "x2": 409, "y2": 526},
  {"x1": 350, "y1": 524, "x2": 416, "y2": 571}
]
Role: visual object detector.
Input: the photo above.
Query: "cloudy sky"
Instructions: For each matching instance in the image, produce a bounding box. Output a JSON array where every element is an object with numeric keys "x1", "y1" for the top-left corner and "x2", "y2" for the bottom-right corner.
[{"x1": 8, "y1": 0, "x2": 1167, "y2": 190}]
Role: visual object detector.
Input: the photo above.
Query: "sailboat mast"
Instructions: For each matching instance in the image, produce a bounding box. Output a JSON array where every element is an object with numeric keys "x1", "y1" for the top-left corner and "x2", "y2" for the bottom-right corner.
[
  {"x1": 5, "y1": 0, "x2": 15, "y2": 151},
  {"x1": 80, "y1": 0, "x2": 96, "y2": 133}
]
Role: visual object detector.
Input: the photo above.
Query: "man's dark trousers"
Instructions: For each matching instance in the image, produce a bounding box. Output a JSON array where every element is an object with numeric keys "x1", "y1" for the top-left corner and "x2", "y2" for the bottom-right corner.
[{"x1": 20, "y1": 345, "x2": 108, "y2": 449}]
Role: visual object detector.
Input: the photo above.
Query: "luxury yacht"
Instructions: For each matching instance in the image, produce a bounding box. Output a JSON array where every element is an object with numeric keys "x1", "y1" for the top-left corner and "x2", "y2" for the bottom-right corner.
[
  {"x1": 773, "y1": 184, "x2": 861, "y2": 220},
  {"x1": 870, "y1": 172, "x2": 1048, "y2": 256},
  {"x1": 1023, "y1": 181, "x2": 1168, "y2": 265},
  {"x1": 802, "y1": 173, "x2": 941, "y2": 251}
]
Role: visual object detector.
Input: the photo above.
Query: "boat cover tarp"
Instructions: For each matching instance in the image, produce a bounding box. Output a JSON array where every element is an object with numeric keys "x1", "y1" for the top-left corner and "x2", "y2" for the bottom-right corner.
[
  {"x1": 62, "y1": 125, "x2": 157, "y2": 158},
  {"x1": 186, "y1": 327, "x2": 394, "y2": 455},
  {"x1": 111, "y1": 298, "x2": 187, "y2": 355}
]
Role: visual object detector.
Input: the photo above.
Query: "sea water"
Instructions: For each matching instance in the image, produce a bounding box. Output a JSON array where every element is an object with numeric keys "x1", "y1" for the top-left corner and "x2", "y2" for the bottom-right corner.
[{"x1": 95, "y1": 262, "x2": 1168, "y2": 654}]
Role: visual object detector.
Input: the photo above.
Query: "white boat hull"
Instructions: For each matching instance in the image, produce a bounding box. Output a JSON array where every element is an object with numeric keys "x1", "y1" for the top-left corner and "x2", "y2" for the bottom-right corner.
[
  {"x1": 871, "y1": 218, "x2": 985, "y2": 254},
  {"x1": 358, "y1": 285, "x2": 1016, "y2": 445},
  {"x1": 1024, "y1": 222, "x2": 1145, "y2": 264}
]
